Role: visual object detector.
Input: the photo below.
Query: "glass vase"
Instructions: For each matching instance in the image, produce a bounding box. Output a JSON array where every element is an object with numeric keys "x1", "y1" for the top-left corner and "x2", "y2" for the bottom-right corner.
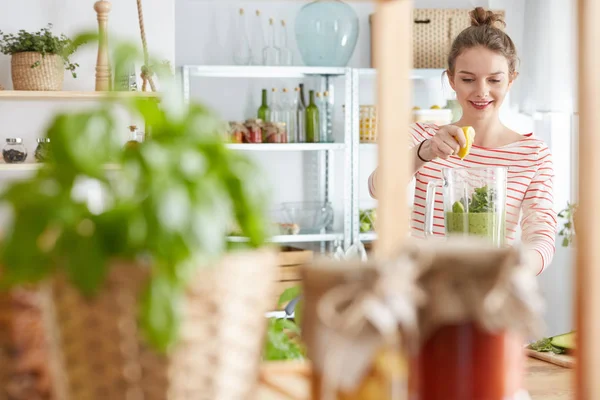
[{"x1": 295, "y1": 0, "x2": 359, "y2": 67}]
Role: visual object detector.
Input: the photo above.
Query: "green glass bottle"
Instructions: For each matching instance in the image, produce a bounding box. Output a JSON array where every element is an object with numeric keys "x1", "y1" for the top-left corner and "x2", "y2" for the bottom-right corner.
[
  {"x1": 305, "y1": 90, "x2": 320, "y2": 143},
  {"x1": 257, "y1": 89, "x2": 270, "y2": 121}
]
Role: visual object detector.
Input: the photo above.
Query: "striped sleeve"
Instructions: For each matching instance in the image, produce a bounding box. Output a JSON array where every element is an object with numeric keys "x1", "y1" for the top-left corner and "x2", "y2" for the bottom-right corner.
[
  {"x1": 519, "y1": 145, "x2": 557, "y2": 274},
  {"x1": 368, "y1": 123, "x2": 438, "y2": 198}
]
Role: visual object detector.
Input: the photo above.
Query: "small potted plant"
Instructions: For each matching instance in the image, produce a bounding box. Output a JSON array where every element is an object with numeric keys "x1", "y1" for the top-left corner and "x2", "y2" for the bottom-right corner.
[
  {"x1": 0, "y1": 24, "x2": 79, "y2": 91},
  {"x1": 0, "y1": 38, "x2": 277, "y2": 399},
  {"x1": 558, "y1": 202, "x2": 577, "y2": 247}
]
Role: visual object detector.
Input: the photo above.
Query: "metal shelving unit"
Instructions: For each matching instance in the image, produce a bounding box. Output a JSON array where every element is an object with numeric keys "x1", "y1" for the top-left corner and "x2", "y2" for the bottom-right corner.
[
  {"x1": 180, "y1": 66, "x2": 445, "y2": 250},
  {"x1": 181, "y1": 65, "x2": 354, "y2": 250}
]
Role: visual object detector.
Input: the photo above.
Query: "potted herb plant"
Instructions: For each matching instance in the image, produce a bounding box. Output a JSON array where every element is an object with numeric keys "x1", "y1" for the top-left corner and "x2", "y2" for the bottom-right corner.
[
  {"x1": 0, "y1": 38, "x2": 277, "y2": 399},
  {"x1": 0, "y1": 24, "x2": 79, "y2": 91},
  {"x1": 558, "y1": 202, "x2": 577, "y2": 247}
]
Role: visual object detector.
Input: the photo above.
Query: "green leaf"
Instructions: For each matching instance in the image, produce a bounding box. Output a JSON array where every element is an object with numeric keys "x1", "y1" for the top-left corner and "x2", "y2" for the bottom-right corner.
[
  {"x1": 61, "y1": 231, "x2": 108, "y2": 296},
  {"x1": 277, "y1": 285, "x2": 302, "y2": 307},
  {"x1": 139, "y1": 276, "x2": 182, "y2": 352}
]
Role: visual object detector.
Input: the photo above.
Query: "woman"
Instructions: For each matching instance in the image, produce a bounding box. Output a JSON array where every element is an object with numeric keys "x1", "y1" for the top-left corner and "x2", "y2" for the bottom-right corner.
[{"x1": 368, "y1": 7, "x2": 556, "y2": 275}]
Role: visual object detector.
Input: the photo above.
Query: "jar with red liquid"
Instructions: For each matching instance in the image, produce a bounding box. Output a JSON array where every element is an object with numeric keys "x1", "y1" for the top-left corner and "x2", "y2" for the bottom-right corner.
[
  {"x1": 264, "y1": 122, "x2": 287, "y2": 143},
  {"x1": 408, "y1": 239, "x2": 543, "y2": 400},
  {"x1": 244, "y1": 119, "x2": 263, "y2": 143}
]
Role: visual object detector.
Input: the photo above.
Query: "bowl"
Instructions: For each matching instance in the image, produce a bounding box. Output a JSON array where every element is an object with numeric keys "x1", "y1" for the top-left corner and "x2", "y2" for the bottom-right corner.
[{"x1": 280, "y1": 202, "x2": 334, "y2": 234}]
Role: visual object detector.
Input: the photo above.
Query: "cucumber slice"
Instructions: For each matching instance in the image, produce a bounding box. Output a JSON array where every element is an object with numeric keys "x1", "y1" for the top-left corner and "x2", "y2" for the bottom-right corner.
[{"x1": 550, "y1": 331, "x2": 576, "y2": 350}]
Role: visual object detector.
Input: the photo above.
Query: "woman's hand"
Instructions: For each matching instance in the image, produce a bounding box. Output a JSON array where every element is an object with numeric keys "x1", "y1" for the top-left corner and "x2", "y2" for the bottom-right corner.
[{"x1": 419, "y1": 125, "x2": 467, "y2": 161}]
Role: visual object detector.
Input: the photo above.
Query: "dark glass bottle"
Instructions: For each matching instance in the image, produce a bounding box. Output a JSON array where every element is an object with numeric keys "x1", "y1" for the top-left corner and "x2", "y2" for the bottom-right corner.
[
  {"x1": 305, "y1": 90, "x2": 320, "y2": 143},
  {"x1": 257, "y1": 89, "x2": 270, "y2": 121}
]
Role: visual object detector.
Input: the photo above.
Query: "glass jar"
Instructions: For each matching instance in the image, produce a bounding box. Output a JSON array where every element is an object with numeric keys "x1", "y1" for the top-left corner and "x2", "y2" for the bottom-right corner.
[
  {"x1": 3, "y1": 138, "x2": 27, "y2": 163},
  {"x1": 34, "y1": 138, "x2": 51, "y2": 162},
  {"x1": 228, "y1": 122, "x2": 247, "y2": 143},
  {"x1": 125, "y1": 125, "x2": 144, "y2": 149},
  {"x1": 244, "y1": 119, "x2": 263, "y2": 143}
]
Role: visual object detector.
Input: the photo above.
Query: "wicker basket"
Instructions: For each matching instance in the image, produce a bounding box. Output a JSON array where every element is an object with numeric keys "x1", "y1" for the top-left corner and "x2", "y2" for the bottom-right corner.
[
  {"x1": 47, "y1": 250, "x2": 277, "y2": 400},
  {"x1": 11, "y1": 52, "x2": 64, "y2": 91},
  {"x1": 359, "y1": 105, "x2": 378, "y2": 143},
  {"x1": 0, "y1": 287, "x2": 58, "y2": 400}
]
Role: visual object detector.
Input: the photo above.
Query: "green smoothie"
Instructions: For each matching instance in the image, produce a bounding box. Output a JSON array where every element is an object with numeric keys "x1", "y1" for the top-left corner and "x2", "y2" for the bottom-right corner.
[{"x1": 445, "y1": 185, "x2": 506, "y2": 246}]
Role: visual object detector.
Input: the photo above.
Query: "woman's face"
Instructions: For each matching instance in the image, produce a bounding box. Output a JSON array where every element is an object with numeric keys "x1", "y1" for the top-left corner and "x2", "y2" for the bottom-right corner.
[{"x1": 449, "y1": 46, "x2": 514, "y2": 121}]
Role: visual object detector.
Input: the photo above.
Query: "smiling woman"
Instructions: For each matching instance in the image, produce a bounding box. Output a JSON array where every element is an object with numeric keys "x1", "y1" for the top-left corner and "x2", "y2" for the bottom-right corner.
[{"x1": 368, "y1": 6, "x2": 557, "y2": 276}]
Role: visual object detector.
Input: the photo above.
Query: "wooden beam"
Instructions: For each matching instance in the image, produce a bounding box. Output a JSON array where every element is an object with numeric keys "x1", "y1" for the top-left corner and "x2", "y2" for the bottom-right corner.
[
  {"x1": 373, "y1": 0, "x2": 412, "y2": 258},
  {"x1": 576, "y1": 0, "x2": 600, "y2": 398}
]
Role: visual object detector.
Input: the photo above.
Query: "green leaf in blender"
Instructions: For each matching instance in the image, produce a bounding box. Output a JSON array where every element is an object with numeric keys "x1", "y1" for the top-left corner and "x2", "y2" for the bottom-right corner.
[{"x1": 452, "y1": 201, "x2": 465, "y2": 213}]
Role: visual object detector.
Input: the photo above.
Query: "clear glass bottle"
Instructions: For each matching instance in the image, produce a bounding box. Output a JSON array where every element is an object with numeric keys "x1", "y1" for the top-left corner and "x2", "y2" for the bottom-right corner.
[
  {"x1": 279, "y1": 20, "x2": 293, "y2": 66},
  {"x1": 257, "y1": 88, "x2": 270, "y2": 121},
  {"x1": 322, "y1": 91, "x2": 334, "y2": 143},
  {"x1": 3, "y1": 138, "x2": 27, "y2": 163},
  {"x1": 250, "y1": 10, "x2": 266, "y2": 65},
  {"x1": 263, "y1": 18, "x2": 280, "y2": 66},
  {"x1": 305, "y1": 90, "x2": 320, "y2": 143},
  {"x1": 299, "y1": 83, "x2": 307, "y2": 108},
  {"x1": 279, "y1": 88, "x2": 295, "y2": 143},
  {"x1": 295, "y1": 87, "x2": 306, "y2": 143},
  {"x1": 269, "y1": 88, "x2": 282, "y2": 123},
  {"x1": 315, "y1": 92, "x2": 326, "y2": 142},
  {"x1": 34, "y1": 138, "x2": 51, "y2": 162},
  {"x1": 287, "y1": 88, "x2": 299, "y2": 143},
  {"x1": 233, "y1": 8, "x2": 252, "y2": 65},
  {"x1": 125, "y1": 125, "x2": 144, "y2": 150}
]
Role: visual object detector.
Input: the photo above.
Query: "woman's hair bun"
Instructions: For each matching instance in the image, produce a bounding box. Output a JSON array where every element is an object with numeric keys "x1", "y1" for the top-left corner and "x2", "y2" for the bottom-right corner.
[{"x1": 469, "y1": 7, "x2": 506, "y2": 28}]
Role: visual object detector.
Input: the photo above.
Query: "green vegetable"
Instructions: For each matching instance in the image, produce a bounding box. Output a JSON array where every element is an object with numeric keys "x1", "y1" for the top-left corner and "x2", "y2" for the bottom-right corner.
[
  {"x1": 0, "y1": 24, "x2": 82, "y2": 78},
  {"x1": 558, "y1": 202, "x2": 577, "y2": 247},
  {"x1": 263, "y1": 318, "x2": 305, "y2": 361},
  {"x1": 0, "y1": 35, "x2": 270, "y2": 352},
  {"x1": 452, "y1": 201, "x2": 465, "y2": 213},
  {"x1": 359, "y1": 208, "x2": 376, "y2": 233},
  {"x1": 529, "y1": 331, "x2": 576, "y2": 354},
  {"x1": 550, "y1": 331, "x2": 576, "y2": 350}
]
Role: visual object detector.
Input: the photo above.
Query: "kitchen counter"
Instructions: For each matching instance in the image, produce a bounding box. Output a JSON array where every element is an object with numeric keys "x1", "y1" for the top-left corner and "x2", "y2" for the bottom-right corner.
[{"x1": 255, "y1": 357, "x2": 574, "y2": 399}]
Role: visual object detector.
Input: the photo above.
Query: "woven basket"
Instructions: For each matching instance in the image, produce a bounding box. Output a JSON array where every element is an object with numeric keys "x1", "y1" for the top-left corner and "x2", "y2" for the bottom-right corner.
[
  {"x1": 47, "y1": 250, "x2": 277, "y2": 400},
  {"x1": 359, "y1": 105, "x2": 377, "y2": 143},
  {"x1": 0, "y1": 287, "x2": 58, "y2": 400},
  {"x1": 11, "y1": 52, "x2": 64, "y2": 91}
]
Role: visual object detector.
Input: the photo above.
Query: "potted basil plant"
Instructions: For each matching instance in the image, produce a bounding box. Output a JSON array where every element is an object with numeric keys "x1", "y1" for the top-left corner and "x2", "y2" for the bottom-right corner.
[{"x1": 0, "y1": 36, "x2": 277, "y2": 400}]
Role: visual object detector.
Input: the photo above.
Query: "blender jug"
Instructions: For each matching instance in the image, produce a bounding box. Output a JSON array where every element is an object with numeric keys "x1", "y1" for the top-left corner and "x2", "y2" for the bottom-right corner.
[{"x1": 424, "y1": 167, "x2": 508, "y2": 247}]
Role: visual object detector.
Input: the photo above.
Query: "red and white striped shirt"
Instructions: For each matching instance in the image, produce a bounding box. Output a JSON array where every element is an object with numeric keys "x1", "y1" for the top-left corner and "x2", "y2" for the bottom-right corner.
[{"x1": 368, "y1": 122, "x2": 557, "y2": 274}]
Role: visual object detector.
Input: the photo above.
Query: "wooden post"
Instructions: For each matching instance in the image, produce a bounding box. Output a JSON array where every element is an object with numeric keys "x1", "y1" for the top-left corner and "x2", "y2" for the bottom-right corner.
[
  {"x1": 94, "y1": 0, "x2": 112, "y2": 91},
  {"x1": 373, "y1": 0, "x2": 412, "y2": 258},
  {"x1": 576, "y1": 0, "x2": 600, "y2": 398}
]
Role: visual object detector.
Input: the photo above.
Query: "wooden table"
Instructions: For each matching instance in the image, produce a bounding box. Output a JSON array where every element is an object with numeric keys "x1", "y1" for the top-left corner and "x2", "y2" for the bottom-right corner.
[{"x1": 255, "y1": 357, "x2": 574, "y2": 399}]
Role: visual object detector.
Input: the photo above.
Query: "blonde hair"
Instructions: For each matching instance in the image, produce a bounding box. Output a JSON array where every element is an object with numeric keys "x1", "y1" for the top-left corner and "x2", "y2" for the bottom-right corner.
[{"x1": 447, "y1": 7, "x2": 518, "y2": 77}]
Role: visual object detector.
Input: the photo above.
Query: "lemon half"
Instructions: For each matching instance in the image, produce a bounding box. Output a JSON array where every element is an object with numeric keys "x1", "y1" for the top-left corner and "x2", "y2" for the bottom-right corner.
[{"x1": 456, "y1": 126, "x2": 475, "y2": 159}]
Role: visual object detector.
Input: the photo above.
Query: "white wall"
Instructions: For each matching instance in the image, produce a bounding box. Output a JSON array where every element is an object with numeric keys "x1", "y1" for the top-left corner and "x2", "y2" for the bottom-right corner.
[{"x1": 0, "y1": 0, "x2": 175, "y2": 164}]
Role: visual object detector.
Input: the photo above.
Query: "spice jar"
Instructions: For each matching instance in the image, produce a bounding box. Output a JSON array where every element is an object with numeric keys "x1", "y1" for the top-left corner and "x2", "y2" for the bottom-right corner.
[
  {"x1": 243, "y1": 119, "x2": 263, "y2": 143},
  {"x1": 408, "y1": 239, "x2": 543, "y2": 400},
  {"x1": 125, "y1": 125, "x2": 144, "y2": 150},
  {"x1": 228, "y1": 122, "x2": 247, "y2": 143},
  {"x1": 34, "y1": 138, "x2": 51, "y2": 162},
  {"x1": 263, "y1": 122, "x2": 287, "y2": 143},
  {"x1": 3, "y1": 138, "x2": 27, "y2": 164}
]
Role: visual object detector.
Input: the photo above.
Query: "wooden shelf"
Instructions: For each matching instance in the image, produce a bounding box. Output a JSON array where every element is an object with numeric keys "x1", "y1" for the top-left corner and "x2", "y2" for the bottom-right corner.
[{"x1": 0, "y1": 90, "x2": 160, "y2": 101}]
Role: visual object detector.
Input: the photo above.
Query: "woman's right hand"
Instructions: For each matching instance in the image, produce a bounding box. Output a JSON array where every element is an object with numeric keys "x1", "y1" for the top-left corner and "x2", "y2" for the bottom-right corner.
[{"x1": 419, "y1": 125, "x2": 467, "y2": 161}]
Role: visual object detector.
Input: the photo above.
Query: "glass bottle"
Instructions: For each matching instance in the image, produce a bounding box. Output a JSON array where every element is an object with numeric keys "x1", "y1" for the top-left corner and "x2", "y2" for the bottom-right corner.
[
  {"x1": 295, "y1": 87, "x2": 306, "y2": 143},
  {"x1": 269, "y1": 88, "x2": 282, "y2": 123},
  {"x1": 125, "y1": 125, "x2": 144, "y2": 150},
  {"x1": 322, "y1": 91, "x2": 333, "y2": 143},
  {"x1": 279, "y1": 20, "x2": 293, "y2": 66},
  {"x1": 233, "y1": 8, "x2": 252, "y2": 65},
  {"x1": 280, "y1": 88, "x2": 296, "y2": 143},
  {"x1": 250, "y1": 10, "x2": 266, "y2": 65},
  {"x1": 287, "y1": 88, "x2": 299, "y2": 143},
  {"x1": 263, "y1": 18, "x2": 280, "y2": 66},
  {"x1": 257, "y1": 89, "x2": 270, "y2": 121},
  {"x1": 299, "y1": 83, "x2": 307, "y2": 108},
  {"x1": 305, "y1": 90, "x2": 320, "y2": 143},
  {"x1": 315, "y1": 92, "x2": 326, "y2": 143}
]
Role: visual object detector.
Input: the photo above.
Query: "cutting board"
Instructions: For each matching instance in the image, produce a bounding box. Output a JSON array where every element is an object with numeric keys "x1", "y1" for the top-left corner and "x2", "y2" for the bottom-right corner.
[{"x1": 525, "y1": 349, "x2": 576, "y2": 368}]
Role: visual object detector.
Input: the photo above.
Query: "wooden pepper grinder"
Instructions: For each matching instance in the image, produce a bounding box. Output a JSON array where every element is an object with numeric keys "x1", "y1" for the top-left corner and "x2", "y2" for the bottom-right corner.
[{"x1": 94, "y1": 0, "x2": 112, "y2": 91}]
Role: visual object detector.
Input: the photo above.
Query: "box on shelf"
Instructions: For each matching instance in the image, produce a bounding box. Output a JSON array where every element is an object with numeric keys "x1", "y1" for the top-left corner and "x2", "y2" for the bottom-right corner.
[
  {"x1": 369, "y1": 9, "x2": 505, "y2": 69},
  {"x1": 274, "y1": 246, "x2": 313, "y2": 310}
]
